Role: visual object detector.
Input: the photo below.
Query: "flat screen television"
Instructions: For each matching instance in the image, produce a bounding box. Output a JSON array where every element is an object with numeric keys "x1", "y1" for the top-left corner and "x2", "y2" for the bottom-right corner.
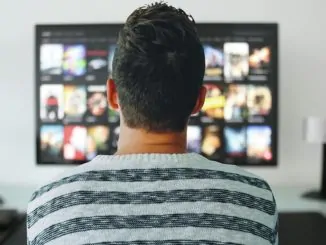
[{"x1": 35, "y1": 23, "x2": 278, "y2": 166}]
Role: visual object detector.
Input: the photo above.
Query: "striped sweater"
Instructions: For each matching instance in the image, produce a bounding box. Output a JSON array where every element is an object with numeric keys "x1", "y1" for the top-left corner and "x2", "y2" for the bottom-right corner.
[{"x1": 27, "y1": 153, "x2": 278, "y2": 245}]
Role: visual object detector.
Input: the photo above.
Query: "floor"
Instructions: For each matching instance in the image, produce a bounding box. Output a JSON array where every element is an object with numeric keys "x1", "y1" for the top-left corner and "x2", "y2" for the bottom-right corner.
[{"x1": 279, "y1": 212, "x2": 326, "y2": 245}]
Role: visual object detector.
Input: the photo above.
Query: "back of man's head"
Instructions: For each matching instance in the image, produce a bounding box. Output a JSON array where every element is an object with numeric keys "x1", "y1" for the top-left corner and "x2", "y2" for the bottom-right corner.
[{"x1": 112, "y1": 2, "x2": 205, "y2": 132}]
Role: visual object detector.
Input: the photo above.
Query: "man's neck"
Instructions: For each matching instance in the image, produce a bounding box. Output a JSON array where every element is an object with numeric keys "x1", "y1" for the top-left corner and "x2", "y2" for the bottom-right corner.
[{"x1": 115, "y1": 126, "x2": 187, "y2": 155}]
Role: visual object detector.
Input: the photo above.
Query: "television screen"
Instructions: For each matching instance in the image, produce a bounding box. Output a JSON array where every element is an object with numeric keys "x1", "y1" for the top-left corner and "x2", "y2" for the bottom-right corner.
[{"x1": 36, "y1": 23, "x2": 278, "y2": 166}]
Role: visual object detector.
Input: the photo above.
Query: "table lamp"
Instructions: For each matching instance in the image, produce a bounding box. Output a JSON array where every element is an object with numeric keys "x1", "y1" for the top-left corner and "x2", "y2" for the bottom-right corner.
[{"x1": 302, "y1": 117, "x2": 326, "y2": 200}]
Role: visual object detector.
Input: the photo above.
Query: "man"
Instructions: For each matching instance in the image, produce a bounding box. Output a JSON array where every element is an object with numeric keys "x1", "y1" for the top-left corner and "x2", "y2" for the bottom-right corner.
[{"x1": 27, "y1": 2, "x2": 278, "y2": 245}]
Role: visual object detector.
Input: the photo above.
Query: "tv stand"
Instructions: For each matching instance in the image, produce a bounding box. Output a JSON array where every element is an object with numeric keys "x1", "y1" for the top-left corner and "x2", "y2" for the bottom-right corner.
[{"x1": 302, "y1": 143, "x2": 326, "y2": 201}]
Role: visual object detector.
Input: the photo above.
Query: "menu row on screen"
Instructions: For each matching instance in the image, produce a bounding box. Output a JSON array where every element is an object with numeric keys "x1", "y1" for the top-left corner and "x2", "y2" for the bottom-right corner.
[
  {"x1": 39, "y1": 83, "x2": 272, "y2": 124},
  {"x1": 40, "y1": 124, "x2": 272, "y2": 164},
  {"x1": 40, "y1": 43, "x2": 116, "y2": 82},
  {"x1": 39, "y1": 84, "x2": 118, "y2": 124},
  {"x1": 203, "y1": 42, "x2": 271, "y2": 82},
  {"x1": 187, "y1": 124, "x2": 273, "y2": 164},
  {"x1": 39, "y1": 42, "x2": 271, "y2": 83}
]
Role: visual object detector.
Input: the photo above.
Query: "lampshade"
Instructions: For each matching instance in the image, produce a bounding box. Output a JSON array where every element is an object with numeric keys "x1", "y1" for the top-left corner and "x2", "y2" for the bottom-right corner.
[{"x1": 303, "y1": 117, "x2": 326, "y2": 144}]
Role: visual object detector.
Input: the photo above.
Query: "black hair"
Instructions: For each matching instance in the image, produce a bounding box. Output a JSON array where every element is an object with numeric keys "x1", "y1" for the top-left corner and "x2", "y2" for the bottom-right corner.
[{"x1": 112, "y1": 1, "x2": 205, "y2": 132}]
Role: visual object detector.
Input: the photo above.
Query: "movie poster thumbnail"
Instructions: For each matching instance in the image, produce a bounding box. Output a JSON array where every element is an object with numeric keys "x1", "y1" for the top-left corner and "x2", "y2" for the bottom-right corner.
[
  {"x1": 40, "y1": 44, "x2": 64, "y2": 77},
  {"x1": 86, "y1": 44, "x2": 108, "y2": 80},
  {"x1": 40, "y1": 125, "x2": 64, "y2": 162},
  {"x1": 249, "y1": 45, "x2": 271, "y2": 81},
  {"x1": 224, "y1": 42, "x2": 249, "y2": 81},
  {"x1": 247, "y1": 85, "x2": 272, "y2": 122},
  {"x1": 86, "y1": 126, "x2": 110, "y2": 160},
  {"x1": 224, "y1": 84, "x2": 247, "y2": 122},
  {"x1": 64, "y1": 85, "x2": 87, "y2": 123},
  {"x1": 63, "y1": 44, "x2": 87, "y2": 79},
  {"x1": 63, "y1": 125, "x2": 87, "y2": 161},
  {"x1": 201, "y1": 83, "x2": 225, "y2": 122},
  {"x1": 85, "y1": 85, "x2": 108, "y2": 123},
  {"x1": 201, "y1": 125, "x2": 223, "y2": 161},
  {"x1": 108, "y1": 44, "x2": 117, "y2": 74},
  {"x1": 247, "y1": 125, "x2": 272, "y2": 162},
  {"x1": 187, "y1": 126, "x2": 202, "y2": 153},
  {"x1": 40, "y1": 84, "x2": 64, "y2": 122},
  {"x1": 224, "y1": 126, "x2": 246, "y2": 158},
  {"x1": 203, "y1": 44, "x2": 224, "y2": 81}
]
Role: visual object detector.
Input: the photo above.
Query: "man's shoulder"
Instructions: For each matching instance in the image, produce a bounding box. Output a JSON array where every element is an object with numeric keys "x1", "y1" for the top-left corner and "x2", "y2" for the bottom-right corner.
[
  {"x1": 195, "y1": 157, "x2": 274, "y2": 192},
  {"x1": 219, "y1": 162, "x2": 271, "y2": 186},
  {"x1": 28, "y1": 160, "x2": 97, "y2": 207}
]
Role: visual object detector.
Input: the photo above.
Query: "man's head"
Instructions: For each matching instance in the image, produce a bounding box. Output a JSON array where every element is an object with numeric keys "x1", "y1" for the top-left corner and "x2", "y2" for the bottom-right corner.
[{"x1": 108, "y1": 2, "x2": 206, "y2": 133}]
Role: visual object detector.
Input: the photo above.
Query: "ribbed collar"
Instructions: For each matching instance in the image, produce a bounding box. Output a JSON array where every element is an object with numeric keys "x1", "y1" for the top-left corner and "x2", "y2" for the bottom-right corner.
[{"x1": 93, "y1": 153, "x2": 205, "y2": 163}]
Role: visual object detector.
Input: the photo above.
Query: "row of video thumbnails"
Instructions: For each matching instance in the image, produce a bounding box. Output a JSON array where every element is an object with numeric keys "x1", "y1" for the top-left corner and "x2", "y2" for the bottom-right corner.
[
  {"x1": 40, "y1": 42, "x2": 272, "y2": 82},
  {"x1": 40, "y1": 83, "x2": 273, "y2": 124},
  {"x1": 40, "y1": 124, "x2": 273, "y2": 163}
]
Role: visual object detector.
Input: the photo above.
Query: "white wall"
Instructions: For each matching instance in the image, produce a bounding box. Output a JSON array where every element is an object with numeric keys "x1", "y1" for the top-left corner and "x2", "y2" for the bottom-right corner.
[{"x1": 0, "y1": 0, "x2": 325, "y2": 187}]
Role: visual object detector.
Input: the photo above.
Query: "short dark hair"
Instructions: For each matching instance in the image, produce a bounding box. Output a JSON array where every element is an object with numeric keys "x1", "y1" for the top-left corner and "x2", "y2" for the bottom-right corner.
[{"x1": 112, "y1": 2, "x2": 205, "y2": 132}]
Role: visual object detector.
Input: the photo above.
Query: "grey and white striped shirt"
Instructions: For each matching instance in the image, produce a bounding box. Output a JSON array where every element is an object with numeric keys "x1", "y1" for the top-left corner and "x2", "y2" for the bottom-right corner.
[{"x1": 27, "y1": 153, "x2": 278, "y2": 245}]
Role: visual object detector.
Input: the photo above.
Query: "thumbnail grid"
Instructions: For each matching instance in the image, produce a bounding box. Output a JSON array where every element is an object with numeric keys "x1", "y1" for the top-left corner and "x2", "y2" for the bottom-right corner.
[{"x1": 37, "y1": 29, "x2": 276, "y2": 165}]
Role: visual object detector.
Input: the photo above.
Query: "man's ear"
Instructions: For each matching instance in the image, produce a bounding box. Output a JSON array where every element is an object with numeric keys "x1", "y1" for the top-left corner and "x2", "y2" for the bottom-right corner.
[
  {"x1": 191, "y1": 86, "x2": 206, "y2": 115},
  {"x1": 107, "y1": 79, "x2": 119, "y2": 110}
]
